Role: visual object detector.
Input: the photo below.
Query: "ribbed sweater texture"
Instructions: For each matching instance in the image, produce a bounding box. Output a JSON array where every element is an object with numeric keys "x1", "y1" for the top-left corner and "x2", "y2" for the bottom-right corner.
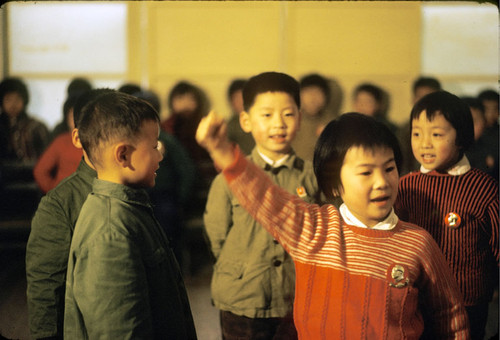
[
  {"x1": 396, "y1": 169, "x2": 499, "y2": 306},
  {"x1": 223, "y1": 149, "x2": 469, "y2": 340}
]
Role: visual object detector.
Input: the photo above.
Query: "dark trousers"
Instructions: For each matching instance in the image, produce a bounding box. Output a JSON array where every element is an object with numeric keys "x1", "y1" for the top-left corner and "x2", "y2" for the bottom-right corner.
[
  {"x1": 466, "y1": 303, "x2": 489, "y2": 340},
  {"x1": 220, "y1": 310, "x2": 297, "y2": 340}
]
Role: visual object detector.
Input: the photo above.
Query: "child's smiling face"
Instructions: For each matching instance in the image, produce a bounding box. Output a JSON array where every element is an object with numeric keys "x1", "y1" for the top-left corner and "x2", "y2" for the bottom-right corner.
[
  {"x1": 411, "y1": 111, "x2": 460, "y2": 172},
  {"x1": 241, "y1": 91, "x2": 300, "y2": 161},
  {"x1": 339, "y1": 146, "x2": 398, "y2": 228}
]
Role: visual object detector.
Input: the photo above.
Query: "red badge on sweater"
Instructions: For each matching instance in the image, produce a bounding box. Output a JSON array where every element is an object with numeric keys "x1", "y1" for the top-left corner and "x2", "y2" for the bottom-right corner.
[
  {"x1": 387, "y1": 264, "x2": 409, "y2": 288},
  {"x1": 444, "y1": 212, "x2": 461, "y2": 229},
  {"x1": 296, "y1": 186, "x2": 307, "y2": 198}
]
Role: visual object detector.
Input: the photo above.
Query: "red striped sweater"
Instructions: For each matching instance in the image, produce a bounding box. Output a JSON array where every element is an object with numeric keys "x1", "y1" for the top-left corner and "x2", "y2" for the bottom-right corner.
[
  {"x1": 396, "y1": 169, "x2": 499, "y2": 306},
  {"x1": 223, "y1": 149, "x2": 469, "y2": 340}
]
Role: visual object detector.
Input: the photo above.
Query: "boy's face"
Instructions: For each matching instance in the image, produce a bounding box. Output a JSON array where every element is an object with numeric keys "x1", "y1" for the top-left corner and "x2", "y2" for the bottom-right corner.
[
  {"x1": 126, "y1": 120, "x2": 163, "y2": 188},
  {"x1": 300, "y1": 86, "x2": 326, "y2": 117},
  {"x1": 411, "y1": 111, "x2": 460, "y2": 172},
  {"x1": 339, "y1": 146, "x2": 398, "y2": 228},
  {"x1": 2, "y1": 92, "x2": 25, "y2": 119},
  {"x1": 172, "y1": 93, "x2": 197, "y2": 116},
  {"x1": 483, "y1": 99, "x2": 499, "y2": 127},
  {"x1": 230, "y1": 89, "x2": 244, "y2": 115},
  {"x1": 240, "y1": 91, "x2": 300, "y2": 161},
  {"x1": 353, "y1": 91, "x2": 378, "y2": 117}
]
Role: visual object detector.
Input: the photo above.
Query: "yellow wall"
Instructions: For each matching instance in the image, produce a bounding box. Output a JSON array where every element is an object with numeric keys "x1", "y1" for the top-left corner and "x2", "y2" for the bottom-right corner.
[{"x1": 128, "y1": 1, "x2": 422, "y2": 124}]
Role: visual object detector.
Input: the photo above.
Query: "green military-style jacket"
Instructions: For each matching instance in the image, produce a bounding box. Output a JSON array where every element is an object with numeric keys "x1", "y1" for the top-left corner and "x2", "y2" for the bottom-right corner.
[
  {"x1": 203, "y1": 148, "x2": 319, "y2": 318},
  {"x1": 64, "y1": 179, "x2": 197, "y2": 339},
  {"x1": 26, "y1": 159, "x2": 96, "y2": 339}
]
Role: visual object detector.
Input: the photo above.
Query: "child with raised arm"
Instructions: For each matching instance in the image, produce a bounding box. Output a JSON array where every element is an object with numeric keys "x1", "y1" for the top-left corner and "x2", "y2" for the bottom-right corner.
[
  {"x1": 395, "y1": 91, "x2": 499, "y2": 340},
  {"x1": 197, "y1": 110, "x2": 469, "y2": 339},
  {"x1": 64, "y1": 91, "x2": 196, "y2": 339},
  {"x1": 204, "y1": 72, "x2": 319, "y2": 339}
]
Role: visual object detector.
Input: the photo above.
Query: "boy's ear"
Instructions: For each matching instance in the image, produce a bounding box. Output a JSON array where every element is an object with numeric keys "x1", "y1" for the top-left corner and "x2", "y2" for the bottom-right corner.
[
  {"x1": 114, "y1": 143, "x2": 133, "y2": 169},
  {"x1": 71, "y1": 128, "x2": 82, "y2": 149},
  {"x1": 239, "y1": 111, "x2": 252, "y2": 133}
]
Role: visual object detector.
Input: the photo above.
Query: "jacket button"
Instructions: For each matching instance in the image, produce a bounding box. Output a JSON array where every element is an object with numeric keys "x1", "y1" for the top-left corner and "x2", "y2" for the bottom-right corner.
[{"x1": 273, "y1": 259, "x2": 282, "y2": 267}]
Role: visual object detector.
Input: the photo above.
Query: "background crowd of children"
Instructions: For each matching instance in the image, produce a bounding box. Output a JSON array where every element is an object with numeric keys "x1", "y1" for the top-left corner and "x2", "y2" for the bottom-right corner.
[{"x1": 0, "y1": 72, "x2": 497, "y2": 339}]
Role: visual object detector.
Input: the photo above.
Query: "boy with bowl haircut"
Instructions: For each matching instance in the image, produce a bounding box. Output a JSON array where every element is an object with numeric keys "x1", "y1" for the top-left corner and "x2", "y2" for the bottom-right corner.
[
  {"x1": 395, "y1": 91, "x2": 498, "y2": 340},
  {"x1": 204, "y1": 72, "x2": 319, "y2": 339},
  {"x1": 64, "y1": 91, "x2": 196, "y2": 339},
  {"x1": 197, "y1": 111, "x2": 469, "y2": 339}
]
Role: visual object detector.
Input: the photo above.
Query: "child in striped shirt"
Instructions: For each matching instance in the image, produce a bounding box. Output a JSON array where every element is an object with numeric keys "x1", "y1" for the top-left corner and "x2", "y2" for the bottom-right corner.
[
  {"x1": 196, "y1": 110, "x2": 469, "y2": 339},
  {"x1": 395, "y1": 91, "x2": 499, "y2": 340}
]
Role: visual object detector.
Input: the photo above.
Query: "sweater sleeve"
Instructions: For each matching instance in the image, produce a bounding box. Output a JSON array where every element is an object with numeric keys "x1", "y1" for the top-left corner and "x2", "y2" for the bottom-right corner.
[
  {"x1": 487, "y1": 187, "x2": 499, "y2": 263},
  {"x1": 33, "y1": 137, "x2": 61, "y2": 193},
  {"x1": 223, "y1": 149, "x2": 339, "y2": 261}
]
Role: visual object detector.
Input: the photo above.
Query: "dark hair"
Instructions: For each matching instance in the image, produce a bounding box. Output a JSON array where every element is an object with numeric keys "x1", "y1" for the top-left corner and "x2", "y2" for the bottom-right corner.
[
  {"x1": 67, "y1": 77, "x2": 92, "y2": 97},
  {"x1": 478, "y1": 89, "x2": 499, "y2": 103},
  {"x1": 313, "y1": 112, "x2": 402, "y2": 199},
  {"x1": 352, "y1": 83, "x2": 389, "y2": 118},
  {"x1": 0, "y1": 77, "x2": 29, "y2": 106},
  {"x1": 300, "y1": 73, "x2": 331, "y2": 104},
  {"x1": 78, "y1": 91, "x2": 159, "y2": 166},
  {"x1": 243, "y1": 72, "x2": 300, "y2": 111},
  {"x1": 62, "y1": 95, "x2": 80, "y2": 123},
  {"x1": 410, "y1": 91, "x2": 474, "y2": 153},
  {"x1": 73, "y1": 88, "x2": 115, "y2": 128},
  {"x1": 119, "y1": 83, "x2": 142, "y2": 95},
  {"x1": 167, "y1": 81, "x2": 204, "y2": 111},
  {"x1": 461, "y1": 96, "x2": 484, "y2": 116},
  {"x1": 227, "y1": 79, "x2": 247, "y2": 100},
  {"x1": 133, "y1": 89, "x2": 161, "y2": 113},
  {"x1": 412, "y1": 76, "x2": 441, "y2": 95}
]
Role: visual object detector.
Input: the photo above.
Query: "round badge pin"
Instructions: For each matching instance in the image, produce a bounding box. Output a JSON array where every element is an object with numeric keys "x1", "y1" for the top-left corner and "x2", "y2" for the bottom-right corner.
[{"x1": 444, "y1": 212, "x2": 461, "y2": 229}]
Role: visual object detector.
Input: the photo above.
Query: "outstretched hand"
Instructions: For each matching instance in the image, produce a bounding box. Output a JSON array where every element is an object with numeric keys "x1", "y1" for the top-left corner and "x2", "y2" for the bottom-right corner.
[{"x1": 196, "y1": 111, "x2": 236, "y2": 170}]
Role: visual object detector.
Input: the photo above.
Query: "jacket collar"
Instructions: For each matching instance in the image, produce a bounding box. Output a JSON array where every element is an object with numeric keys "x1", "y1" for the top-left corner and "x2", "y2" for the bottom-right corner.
[
  {"x1": 77, "y1": 158, "x2": 97, "y2": 182},
  {"x1": 92, "y1": 178, "x2": 151, "y2": 207},
  {"x1": 250, "y1": 147, "x2": 304, "y2": 173}
]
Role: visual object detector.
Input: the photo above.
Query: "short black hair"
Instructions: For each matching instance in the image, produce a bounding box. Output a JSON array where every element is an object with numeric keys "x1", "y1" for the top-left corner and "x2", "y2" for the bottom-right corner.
[
  {"x1": 353, "y1": 83, "x2": 384, "y2": 103},
  {"x1": 0, "y1": 77, "x2": 29, "y2": 106},
  {"x1": 300, "y1": 73, "x2": 331, "y2": 103},
  {"x1": 167, "y1": 81, "x2": 205, "y2": 110},
  {"x1": 133, "y1": 89, "x2": 161, "y2": 113},
  {"x1": 118, "y1": 83, "x2": 142, "y2": 95},
  {"x1": 410, "y1": 91, "x2": 474, "y2": 153},
  {"x1": 67, "y1": 77, "x2": 92, "y2": 98},
  {"x1": 78, "y1": 91, "x2": 159, "y2": 166},
  {"x1": 73, "y1": 88, "x2": 114, "y2": 128},
  {"x1": 412, "y1": 76, "x2": 441, "y2": 95},
  {"x1": 478, "y1": 89, "x2": 499, "y2": 103},
  {"x1": 461, "y1": 96, "x2": 484, "y2": 116},
  {"x1": 313, "y1": 112, "x2": 402, "y2": 199},
  {"x1": 242, "y1": 72, "x2": 300, "y2": 112},
  {"x1": 63, "y1": 95, "x2": 79, "y2": 121},
  {"x1": 227, "y1": 79, "x2": 247, "y2": 100}
]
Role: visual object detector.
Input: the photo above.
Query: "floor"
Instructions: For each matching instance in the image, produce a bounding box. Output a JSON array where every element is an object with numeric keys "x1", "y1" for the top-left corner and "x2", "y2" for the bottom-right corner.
[{"x1": 0, "y1": 222, "x2": 221, "y2": 340}]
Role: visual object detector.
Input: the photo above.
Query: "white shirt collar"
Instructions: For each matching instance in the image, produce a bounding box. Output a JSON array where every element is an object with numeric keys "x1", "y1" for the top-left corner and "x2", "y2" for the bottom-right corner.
[
  {"x1": 257, "y1": 149, "x2": 290, "y2": 168},
  {"x1": 339, "y1": 203, "x2": 398, "y2": 230},
  {"x1": 420, "y1": 155, "x2": 471, "y2": 176}
]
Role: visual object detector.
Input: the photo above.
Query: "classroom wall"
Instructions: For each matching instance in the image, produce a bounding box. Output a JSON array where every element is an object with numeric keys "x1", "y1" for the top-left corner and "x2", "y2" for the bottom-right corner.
[
  {"x1": 128, "y1": 1, "x2": 422, "y2": 124},
  {"x1": 4, "y1": 1, "x2": 498, "y2": 128}
]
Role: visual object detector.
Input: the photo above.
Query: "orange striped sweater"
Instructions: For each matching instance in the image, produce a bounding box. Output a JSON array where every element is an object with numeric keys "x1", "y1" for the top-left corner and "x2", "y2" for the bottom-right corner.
[{"x1": 223, "y1": 149, "x2": 470, "y2": 340}]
